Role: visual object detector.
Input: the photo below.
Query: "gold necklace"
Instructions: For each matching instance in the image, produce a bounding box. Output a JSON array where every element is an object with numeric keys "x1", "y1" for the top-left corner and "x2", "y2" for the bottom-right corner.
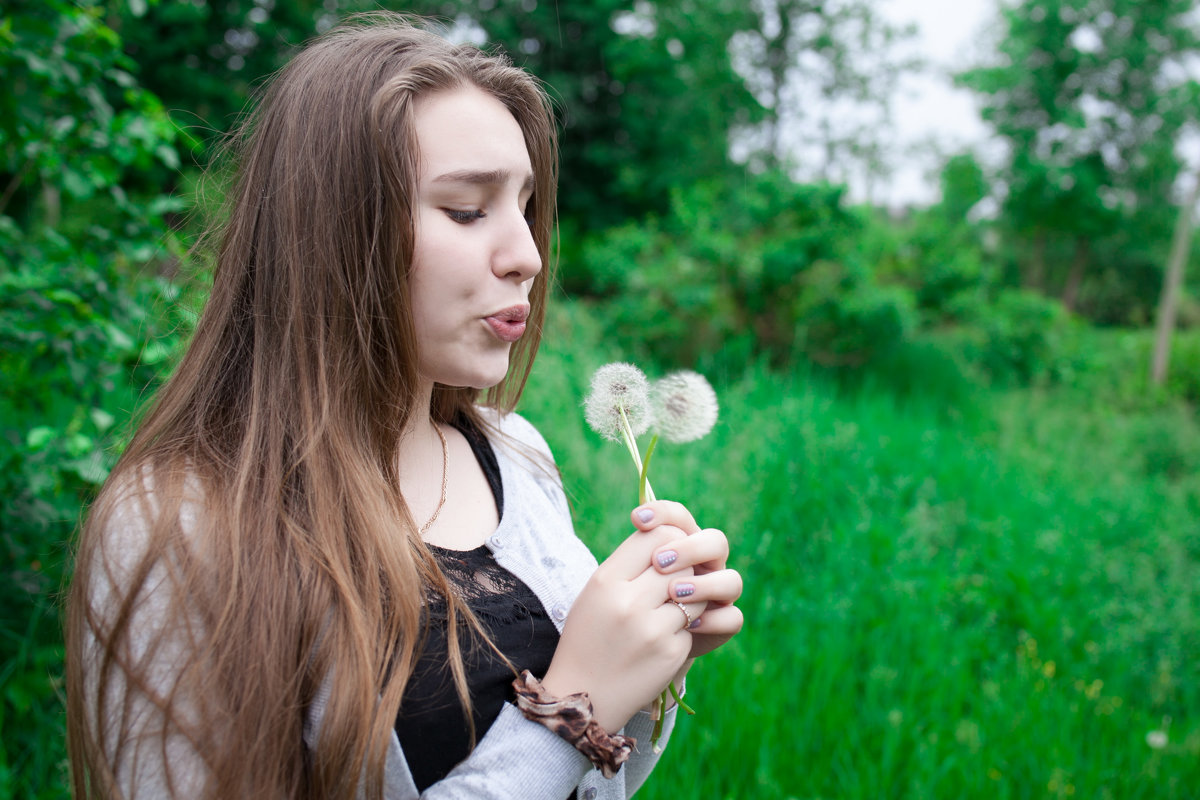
[{"x1": 420, "y1": 422, "x2": 449, "y2": 536}]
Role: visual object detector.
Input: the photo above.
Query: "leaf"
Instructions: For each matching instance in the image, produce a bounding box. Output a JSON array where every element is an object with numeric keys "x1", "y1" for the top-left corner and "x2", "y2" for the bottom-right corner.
[
  {"x1": 89, "y1": 407, "x2": 115, "y2": 432},
  {"x1": 25, "y1": 427, "x2": 56, "y2": 450}
]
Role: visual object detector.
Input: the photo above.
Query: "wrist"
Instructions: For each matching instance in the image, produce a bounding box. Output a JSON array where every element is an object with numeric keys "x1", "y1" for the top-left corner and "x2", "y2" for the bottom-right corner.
[
  {"x1": 543, "y1": 660, "x2": 640, "y2": 733},
  {"x1": 512, "y1": 670, "x2": 635, "y2": 778}
]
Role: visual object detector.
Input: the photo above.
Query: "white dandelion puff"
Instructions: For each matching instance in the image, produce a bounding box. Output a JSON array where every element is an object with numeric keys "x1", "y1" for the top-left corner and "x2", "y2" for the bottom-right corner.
[
  {"x1": 1146, "y1": 730, "x2": 1168, "y2": 750},
  {"x1": 651, "y1": 370, "x2": 719, "y2": 443},
  {"x1": 583, "y1": 362, "x2": 652, "y2": 442}
]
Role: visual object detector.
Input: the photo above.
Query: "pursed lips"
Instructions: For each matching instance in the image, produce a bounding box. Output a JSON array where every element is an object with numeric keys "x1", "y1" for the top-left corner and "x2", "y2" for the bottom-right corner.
[{"x1": 482, "y1": 304, "x2": 530, "y2": 342}]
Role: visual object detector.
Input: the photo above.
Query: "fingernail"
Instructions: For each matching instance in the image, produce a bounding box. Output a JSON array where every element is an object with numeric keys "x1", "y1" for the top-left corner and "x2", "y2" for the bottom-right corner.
[
  {"x1": 656, "y1": 550, "x2": 678, "y2": 568},
  {"x1": 636, "y1": 507, "x2": 654, "y2": 524},
  {"x1": 674, "y1": 582, "x2": 695, "y2": 598},
  {"x1": 689, "y1": 617, "x2": 702, "y2": 629}
]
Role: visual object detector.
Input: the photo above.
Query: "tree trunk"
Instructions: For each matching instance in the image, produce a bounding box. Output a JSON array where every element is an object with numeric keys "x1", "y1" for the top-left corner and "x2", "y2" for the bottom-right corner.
[
  {"x1": 1027, "y1": 230, "x2": 1047, "y2": 291},
  {"x1": 1151, "y1": 168, "x2": 1200, "y2": 386},
  {"x1": 1062, "y1": 236, "x2": 1089, "y2": 311}
]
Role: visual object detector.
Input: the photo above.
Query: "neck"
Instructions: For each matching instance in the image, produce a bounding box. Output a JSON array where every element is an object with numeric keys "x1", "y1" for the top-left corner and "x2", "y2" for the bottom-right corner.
[
  {"x1": 399, "y1": 379, "x2": 438, "y2": 454},
  {"x1": 396, "y1": 380, "x2": 449, "y2": 534}
]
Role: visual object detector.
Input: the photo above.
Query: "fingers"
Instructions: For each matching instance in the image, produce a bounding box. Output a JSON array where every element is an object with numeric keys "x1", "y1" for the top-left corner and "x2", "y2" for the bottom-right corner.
[
  {"x1": 687, "y1": 603, "x2": 744, "y2": 647},
  {"x1": 601, "y1": 523, "x2": 689, "y2": 578},
  {"x1": 661, "y1": 598, "x2": 704, "y2": 633},
  {"x1": 631, "y1": 500, "x2": 700, "y2": 535},
  {"x1": 652, "y1": 527, "x2": 729, "y2": 574},
  {"x1": 667, "y1": 568, "x2": 742, "y2": 606}
]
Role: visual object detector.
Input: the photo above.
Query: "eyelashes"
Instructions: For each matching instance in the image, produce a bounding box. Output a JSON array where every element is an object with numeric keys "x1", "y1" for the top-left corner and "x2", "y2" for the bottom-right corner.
[
  {"x1": 444, "y1": 208, "x2": 487, "y2": 224},
  {"x1": 442, "y1": 207, "x2": 535, "y2": 227}
]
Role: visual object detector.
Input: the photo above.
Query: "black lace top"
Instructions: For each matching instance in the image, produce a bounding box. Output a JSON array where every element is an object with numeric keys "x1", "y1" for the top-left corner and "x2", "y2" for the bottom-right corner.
[{"x1": 395, "y1": 418, "x2": 561, "y2": 792}]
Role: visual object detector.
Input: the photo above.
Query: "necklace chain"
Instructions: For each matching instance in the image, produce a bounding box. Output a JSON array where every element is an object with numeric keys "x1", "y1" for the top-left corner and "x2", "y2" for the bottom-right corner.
[{"x1": 420, "y1": 422, "x2": 449, "y2": 536}]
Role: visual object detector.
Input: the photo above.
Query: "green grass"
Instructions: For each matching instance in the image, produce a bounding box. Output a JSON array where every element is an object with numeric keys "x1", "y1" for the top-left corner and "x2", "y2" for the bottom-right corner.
[{"x1": 520, "y1": 302, "x2": 1200, "y2": 799}]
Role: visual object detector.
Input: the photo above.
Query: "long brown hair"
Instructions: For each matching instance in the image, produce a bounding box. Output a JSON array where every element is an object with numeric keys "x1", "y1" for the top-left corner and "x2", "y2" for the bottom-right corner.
[{"x1": 65, "y1": 14, "x2": 558, "y2": 798}]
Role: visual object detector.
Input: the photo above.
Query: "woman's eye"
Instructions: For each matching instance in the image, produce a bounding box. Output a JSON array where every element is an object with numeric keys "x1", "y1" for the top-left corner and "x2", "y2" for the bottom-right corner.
[{"x1": 445, "y1": 208, "x2": 486, "y2": 224}]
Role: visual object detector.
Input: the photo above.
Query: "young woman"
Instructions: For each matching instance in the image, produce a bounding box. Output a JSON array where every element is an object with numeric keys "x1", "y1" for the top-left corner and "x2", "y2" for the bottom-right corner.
[{"x1": 66, "y1": 14, "x2": 743, "y2": 799}]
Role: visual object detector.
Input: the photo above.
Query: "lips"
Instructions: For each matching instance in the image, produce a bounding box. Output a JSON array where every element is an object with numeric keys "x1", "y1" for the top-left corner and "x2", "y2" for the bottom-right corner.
[{"x1": 483, "y1": 305, "x2": 529, "y2": 343}]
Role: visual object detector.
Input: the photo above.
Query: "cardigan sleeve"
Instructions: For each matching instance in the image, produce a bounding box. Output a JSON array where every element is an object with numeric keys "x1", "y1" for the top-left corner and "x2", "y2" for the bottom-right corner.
[{"x1": 418, "y1": 699, "x2": 678, "y2": 800}]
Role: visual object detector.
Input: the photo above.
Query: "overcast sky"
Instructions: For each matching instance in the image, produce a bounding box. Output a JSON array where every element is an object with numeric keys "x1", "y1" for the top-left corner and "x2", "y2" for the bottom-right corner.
[{"x1": 875, "y1": 0, "x2": 995, "y2": 206}]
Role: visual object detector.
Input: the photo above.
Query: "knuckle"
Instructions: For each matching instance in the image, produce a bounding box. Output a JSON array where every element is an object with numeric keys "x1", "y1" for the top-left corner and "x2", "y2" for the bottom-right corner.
[
  {"x1": 651, "y1": 524, "x2": 688, "y2": 544},
  {"x1": 703, "y1": 527, "x2": 729, "y2": 549}
]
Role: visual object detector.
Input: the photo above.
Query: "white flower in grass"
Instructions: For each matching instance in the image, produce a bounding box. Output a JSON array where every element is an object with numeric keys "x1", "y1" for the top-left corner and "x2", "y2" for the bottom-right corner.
[
  {"x1": 1146, "y1": 730, "x2": 1168, "y2": 750},
  {"x1": 584, "y1": 362, "x2": 652, "y2": 441},
  {"x1": 651, "y1": 371, "x2": 719, "y2": 443}
]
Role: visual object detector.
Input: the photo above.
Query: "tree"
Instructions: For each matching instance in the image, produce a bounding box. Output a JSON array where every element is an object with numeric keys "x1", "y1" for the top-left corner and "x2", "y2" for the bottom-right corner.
[
  {"x1": 1151, "y1": 166, "x2": 1200, "y2": 385},
  {"x1": 728, "y1": 0, "x2": 918, "y2": 199},
  {"x1": 114, "y1": 0, "x2": 332, "y2": 165},
  {"x1": 958, "y1": 0, "x2": 1200, "y2": 321}
]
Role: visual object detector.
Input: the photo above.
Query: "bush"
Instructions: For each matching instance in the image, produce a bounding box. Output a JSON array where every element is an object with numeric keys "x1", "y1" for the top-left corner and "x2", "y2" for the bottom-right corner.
[
  {"x1": 954, "y1": 288, "x2": 1076, "y2": 385},
  {"x1": 578, "y1": 172, "x2": 916, "y2": 372}
]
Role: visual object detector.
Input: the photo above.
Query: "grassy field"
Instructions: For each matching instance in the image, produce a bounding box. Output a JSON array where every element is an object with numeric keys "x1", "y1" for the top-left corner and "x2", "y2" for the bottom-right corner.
[{"x1": 520, "y1": 303, "x2": 1200, "y2": 799}]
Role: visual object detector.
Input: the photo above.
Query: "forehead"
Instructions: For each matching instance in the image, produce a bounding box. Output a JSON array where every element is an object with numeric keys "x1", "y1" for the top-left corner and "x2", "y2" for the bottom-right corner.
[{"x1": 412, "y1": 86, "x2": 532, "y2": 181}]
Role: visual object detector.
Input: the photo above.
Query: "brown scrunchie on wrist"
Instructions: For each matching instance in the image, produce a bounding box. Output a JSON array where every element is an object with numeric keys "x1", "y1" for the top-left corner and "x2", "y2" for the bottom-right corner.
[{"x1": 511, "y1": 670, "x2": 636, "y2": 778}]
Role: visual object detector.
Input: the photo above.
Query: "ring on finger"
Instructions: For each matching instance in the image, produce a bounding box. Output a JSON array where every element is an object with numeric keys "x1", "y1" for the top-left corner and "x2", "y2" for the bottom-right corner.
[{"x1": 669, "y1": 600, "x2": 693, "y2": 631}]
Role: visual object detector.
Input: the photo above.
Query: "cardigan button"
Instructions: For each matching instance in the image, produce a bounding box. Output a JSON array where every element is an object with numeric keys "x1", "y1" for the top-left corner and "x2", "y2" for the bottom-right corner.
[
  {"x1": 551, "y1": 605, "x2": 567, "y2": 622},
  {"x1": 488, "y1": 534, "x2": 503, "y2": 549},
  {"x1": 581, "y1": 788, "x2": 597, "y2": 800}
]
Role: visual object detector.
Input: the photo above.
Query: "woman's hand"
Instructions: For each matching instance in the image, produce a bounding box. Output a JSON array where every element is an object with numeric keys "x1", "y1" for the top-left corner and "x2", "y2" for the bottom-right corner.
[
  {"x1": 540, "y1": 512, "x2": 698, "y2": 733},
  {"x1": 632, "y1": 501, "x2": 744, "y2": 661}
]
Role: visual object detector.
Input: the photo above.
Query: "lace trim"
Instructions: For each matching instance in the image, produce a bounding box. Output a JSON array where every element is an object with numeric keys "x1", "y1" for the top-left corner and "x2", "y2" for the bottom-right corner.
[{"x1": 425, "y1": 544, "x2": 549, "y2": 627}]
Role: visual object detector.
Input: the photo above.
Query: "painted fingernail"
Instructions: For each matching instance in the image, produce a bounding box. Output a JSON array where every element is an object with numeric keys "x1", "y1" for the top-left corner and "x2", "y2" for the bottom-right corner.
[
  {"x1": 636, "y1": 508, "x2": 654, "y2": 524},
  {"x1": 656, "y1": 550, "x2": 678, "y2": 568},
  {"x1": 689, "y1": 617, "x2": 702, "y2": 629},
  {"x1": 674, "y1": 582, "x2": 695, "y2": 598}
]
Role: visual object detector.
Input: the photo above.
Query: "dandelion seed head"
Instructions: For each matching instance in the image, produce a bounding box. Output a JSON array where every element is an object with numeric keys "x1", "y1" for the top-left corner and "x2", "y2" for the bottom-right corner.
[
  {"x1": 651, "y1": 370, "x2": 718, "y2": 443},
  {"x1": 584, "y1": 362, "x2": 652, "y2": 441},
  {"x1": 1146, "y1": 730, "x2": 1168, "y2": 750}
]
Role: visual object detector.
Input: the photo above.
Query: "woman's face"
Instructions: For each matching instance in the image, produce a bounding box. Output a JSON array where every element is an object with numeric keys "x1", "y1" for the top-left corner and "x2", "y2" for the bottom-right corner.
[{"x1": 409, "y1": 85, "x2": 542, "y2": 391}]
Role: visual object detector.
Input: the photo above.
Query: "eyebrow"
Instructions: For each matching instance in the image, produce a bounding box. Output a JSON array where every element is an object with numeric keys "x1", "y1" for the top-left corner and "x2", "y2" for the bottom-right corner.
[{"x1": 432, "y1": 169, "x2": 536, "y2": 192}]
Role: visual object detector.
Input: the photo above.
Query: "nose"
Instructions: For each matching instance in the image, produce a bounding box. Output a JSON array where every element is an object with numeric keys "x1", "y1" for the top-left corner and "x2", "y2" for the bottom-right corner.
[{"x1": 492, "y1": 208, "x2": 542, "y2": 283}]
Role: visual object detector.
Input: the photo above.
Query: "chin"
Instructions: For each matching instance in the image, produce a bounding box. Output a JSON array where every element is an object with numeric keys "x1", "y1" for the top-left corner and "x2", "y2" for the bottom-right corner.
[{"x1": 437, "y1": 365, "x2": 513, "y2": 392}]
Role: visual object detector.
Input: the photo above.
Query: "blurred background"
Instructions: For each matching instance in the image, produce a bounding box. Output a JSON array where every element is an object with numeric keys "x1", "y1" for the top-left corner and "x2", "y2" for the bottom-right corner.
[{"x1": 3, "y1": 0, "x2": 1199, "y2": 797}]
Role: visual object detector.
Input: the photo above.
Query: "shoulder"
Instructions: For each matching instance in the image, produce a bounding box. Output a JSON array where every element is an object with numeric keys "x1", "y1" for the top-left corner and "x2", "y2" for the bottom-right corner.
[
  {"x1": 80, "y1": 464, "x2": 209, "y2": 616},
  {"x1": 476, "y1": 407, "x2": 557, "y2": 467},
  {"x1": 475, "y1": 406, "x2": 571, "y2": 518}
]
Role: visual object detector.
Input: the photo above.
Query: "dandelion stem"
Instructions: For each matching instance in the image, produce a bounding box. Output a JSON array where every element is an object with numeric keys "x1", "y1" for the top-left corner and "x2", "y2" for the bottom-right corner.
[
  {"x1": 668, "y1": 680, "x2": 694, "y2": 715},
  {"x1": 639, "y1": 435, "x2": 658, "y2": 505},
  {"x1": 618, "y1": 406, "x2": 655, "y2": 501}
]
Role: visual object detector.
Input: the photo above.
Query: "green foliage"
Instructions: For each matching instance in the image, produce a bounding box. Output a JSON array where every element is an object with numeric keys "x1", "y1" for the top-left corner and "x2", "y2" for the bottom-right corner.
[
  {"x1": 1, "y1": 0, "x2": 194, "y2": 229},
  {"x1": 0, "y1": 239, "x2": 186, "y2": 798},
  {"x1": 115, "y1": 0, "x2": 332, "y2": 163},
  {"x1": 579, "y1": 172, "x2": 916, "y2": 372},
  {"x1": 961, "y1": 288, "x2": 1076, "y2": 385},
  {"x1": 1, "y1": 1, "x2": 192, "y2": 795}
]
